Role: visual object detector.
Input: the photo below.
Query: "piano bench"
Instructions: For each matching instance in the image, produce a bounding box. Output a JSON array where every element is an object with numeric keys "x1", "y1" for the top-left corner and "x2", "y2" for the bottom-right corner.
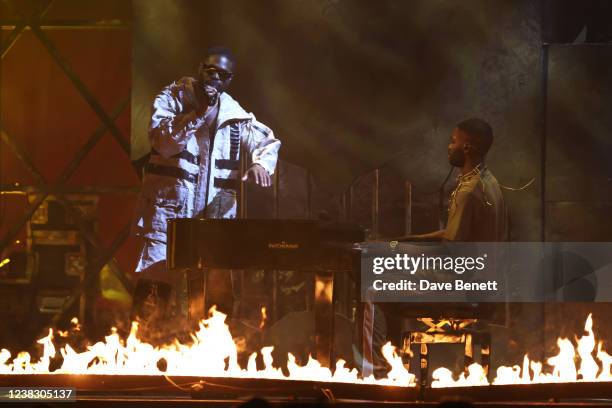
[{"x1": 401, "y1": 318, "x2": 491, "y2": 388}]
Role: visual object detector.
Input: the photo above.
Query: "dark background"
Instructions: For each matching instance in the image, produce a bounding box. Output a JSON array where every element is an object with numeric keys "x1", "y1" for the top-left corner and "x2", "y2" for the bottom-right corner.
[
  {"x1": 132, "y1": 0, "x2": 545, "y2": 240},
  {"x1": 132, "y1": 0, "x2": 612, "y2": 244}
]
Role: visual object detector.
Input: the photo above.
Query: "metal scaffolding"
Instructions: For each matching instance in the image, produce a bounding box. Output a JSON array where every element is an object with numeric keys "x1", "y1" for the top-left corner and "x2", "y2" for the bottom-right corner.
[{"x1": 0, "y1": 0, "x2": 134, "y2": 325}]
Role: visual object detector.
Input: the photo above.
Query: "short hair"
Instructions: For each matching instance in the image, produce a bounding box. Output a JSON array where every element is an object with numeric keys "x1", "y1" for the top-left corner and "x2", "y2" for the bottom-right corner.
[
  {"x1": 205, "y1": 46, "x2": 235, "y2": 65},
  {"x1": 456, "y1": 118, "x2": 493, "y2": 155}
]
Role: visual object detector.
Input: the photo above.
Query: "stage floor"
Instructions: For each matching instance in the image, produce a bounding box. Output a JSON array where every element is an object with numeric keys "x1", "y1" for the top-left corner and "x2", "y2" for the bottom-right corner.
[{"x1": 2, "y1": 374, "x2": 612, "y2": 407}]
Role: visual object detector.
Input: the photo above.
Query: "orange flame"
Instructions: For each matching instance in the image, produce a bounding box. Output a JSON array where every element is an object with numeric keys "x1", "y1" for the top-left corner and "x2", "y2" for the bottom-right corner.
[
  {"x1": 3, "y1": 310, "x2": 608, "y2": 389},
  {"x1": 433, "y1": 314, "x2": 612, "y2": 387},
  {"x1": 0, "y1": 307, "x2": 414, "y2": 386}
]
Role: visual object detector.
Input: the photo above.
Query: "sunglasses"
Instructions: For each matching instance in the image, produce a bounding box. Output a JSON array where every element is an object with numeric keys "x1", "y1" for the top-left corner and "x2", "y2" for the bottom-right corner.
[{"x1": 201, "y1": 66, "x2": 233, "y2": 81}]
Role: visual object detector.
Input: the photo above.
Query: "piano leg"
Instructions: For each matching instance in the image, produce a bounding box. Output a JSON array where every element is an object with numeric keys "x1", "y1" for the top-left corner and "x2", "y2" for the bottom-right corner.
[
  {"x1": 272, "y1": 270, "x2": 279, "y2": 323},
  {"x1": 187, "y1": 267, "x2": 208, "y2": 322},
  {"x1": 172, "y1": 270, "x2": 190, "y2": 319},
  {"x1": 314, "y1": 270, "x2": 335, "y2": 368}
]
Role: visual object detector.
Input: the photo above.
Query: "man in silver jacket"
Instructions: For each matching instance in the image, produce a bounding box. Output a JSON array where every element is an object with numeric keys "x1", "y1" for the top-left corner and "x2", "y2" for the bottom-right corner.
[{"x1": 131, "y1": 47, "x2": 280, "y2": 321}]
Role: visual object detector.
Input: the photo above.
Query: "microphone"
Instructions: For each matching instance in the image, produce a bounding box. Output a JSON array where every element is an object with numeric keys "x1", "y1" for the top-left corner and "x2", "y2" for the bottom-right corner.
[{"x1": 203, "y1": 84, "x2": 219, "y2": 106}]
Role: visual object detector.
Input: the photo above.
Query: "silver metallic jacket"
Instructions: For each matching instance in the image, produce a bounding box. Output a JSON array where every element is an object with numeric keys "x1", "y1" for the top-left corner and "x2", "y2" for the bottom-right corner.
[{"x1": 132, "y1": 77, "x2": 281, "y2": 242}]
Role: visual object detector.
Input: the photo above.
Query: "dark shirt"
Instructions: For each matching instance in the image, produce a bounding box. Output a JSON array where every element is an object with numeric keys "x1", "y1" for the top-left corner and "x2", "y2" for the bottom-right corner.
[{"x1": 444, "y1": 166, "x2": 508, "y2": 242}]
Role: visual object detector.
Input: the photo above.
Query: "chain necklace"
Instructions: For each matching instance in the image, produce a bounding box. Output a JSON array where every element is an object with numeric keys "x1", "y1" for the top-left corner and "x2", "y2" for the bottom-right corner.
[{"x1": 449, "y1": 163, "x2": 493, "y2": 210}]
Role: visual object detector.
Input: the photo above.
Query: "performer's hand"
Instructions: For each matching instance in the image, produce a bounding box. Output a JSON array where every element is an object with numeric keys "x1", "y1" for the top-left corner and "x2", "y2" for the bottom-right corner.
[
  {"x1": 202, "y1": 84, "x2": 219, "y2": 107},
  {"x1": 183, "y1": 82, "x2": 218, "y2": 115},
  {"x1": 182, "y1": 80, "x2": 201, "y2": 114},
  {"x1": 242, "y1": 164, "x2": 272, "y2": 187}
]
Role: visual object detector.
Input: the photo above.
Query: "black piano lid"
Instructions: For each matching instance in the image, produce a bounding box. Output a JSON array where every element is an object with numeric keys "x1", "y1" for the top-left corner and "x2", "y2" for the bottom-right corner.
[
  {"x1": 167, "y1": 219, "x2": 319, "y2": 270},
  {"x1": 167, "y1": 219, "x2": 365, "y2": 270}
]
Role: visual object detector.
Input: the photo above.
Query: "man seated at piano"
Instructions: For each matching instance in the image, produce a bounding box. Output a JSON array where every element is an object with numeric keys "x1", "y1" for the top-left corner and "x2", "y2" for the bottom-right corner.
[
  {"x1": 400, "y1": 118, "x2": 507, "y2": 243},
  {"x1": 131, "y1": 46, "x2": 281, "y2": 322},
  {"x1": 362, "y1": 118, "x2": 508, "y2": 377}
]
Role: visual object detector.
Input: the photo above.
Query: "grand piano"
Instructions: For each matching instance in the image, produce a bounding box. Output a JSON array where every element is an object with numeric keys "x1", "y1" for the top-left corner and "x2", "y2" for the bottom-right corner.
[{"x1": 167, "y1": 218, "x2": 364, "y2": 368}]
